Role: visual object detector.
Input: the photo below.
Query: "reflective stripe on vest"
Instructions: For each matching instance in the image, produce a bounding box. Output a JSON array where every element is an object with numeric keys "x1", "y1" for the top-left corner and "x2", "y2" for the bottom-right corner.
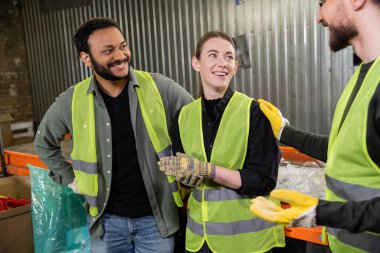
[
  {"x1": 189, "y1": 188, "x2": 280, "y2": 236},
  {"x1": 134, "y1": 70, "x2": 183, "y2": 207},
  {"x1": 326, "y1": 174, "x2": 380, "y2": 201},
  {"x1": 187, "y1": 212, "x2": 280, "y2": 237},
  {"x1": 325, "y1": 57, "x2": 380, "y2": 252},
  {"x1": 192, "y1": 187, "x2": 251, "y2": 202},
  {"x1": 179, "y1": 92, "x2": 285, "y2": 253},
  {"x1": 327, "y1": 227, "x2": 380, "y2": 253},
  {"x1": 71, "y1": 76, "x2": 99, "y2": 217}
]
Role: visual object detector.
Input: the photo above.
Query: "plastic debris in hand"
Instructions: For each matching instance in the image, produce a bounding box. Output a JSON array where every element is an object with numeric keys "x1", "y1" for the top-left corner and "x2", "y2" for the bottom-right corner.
[{"x1": 276, "y1": 160, "x2": 326, "y2": 199}]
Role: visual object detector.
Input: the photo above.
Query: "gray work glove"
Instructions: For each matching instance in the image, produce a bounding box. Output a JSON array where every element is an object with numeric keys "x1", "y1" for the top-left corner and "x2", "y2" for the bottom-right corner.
[
  {"x1": 158, "y1": 152, "x2": 216, "y2": 179},
  {"x1": 176, "y1": 173, "x2": 203, "y2": 188}
]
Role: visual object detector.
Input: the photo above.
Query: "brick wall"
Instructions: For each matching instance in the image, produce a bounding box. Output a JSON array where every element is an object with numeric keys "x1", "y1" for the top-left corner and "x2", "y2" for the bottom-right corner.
[{"x1": 0, "y1": 0, "x2": 33, "y2": 122}]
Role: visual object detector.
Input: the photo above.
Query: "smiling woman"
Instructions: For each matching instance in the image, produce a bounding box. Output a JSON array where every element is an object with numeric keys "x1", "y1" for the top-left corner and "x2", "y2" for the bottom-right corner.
[
  {"x1": 158, "y1": 31, "x2": 285, "y2": 253},
  {"x1": 191, "y1": 31, "x2": 237, "y2": 99},
  {"x1": 192, "y1": 36, "x2": 237, "y2": 99}
]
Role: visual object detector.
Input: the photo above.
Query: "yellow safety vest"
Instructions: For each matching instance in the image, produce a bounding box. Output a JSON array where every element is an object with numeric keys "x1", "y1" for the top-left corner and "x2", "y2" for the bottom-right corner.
[
  {"x1": 71, "y1": 71, "x2": 183, "y2": 217},
  {"x1": 71, "y1": 76, "x2": 99, "y2": 217},
  {"x1": 134, "y1": 70, "x2": 183, "y2": 207},
  {"x1": 325, "y1": 57, "x2": 380, "y2": 253},
  {"x1": 179, "y1": 91, "x2": 285, "y2": 253}
]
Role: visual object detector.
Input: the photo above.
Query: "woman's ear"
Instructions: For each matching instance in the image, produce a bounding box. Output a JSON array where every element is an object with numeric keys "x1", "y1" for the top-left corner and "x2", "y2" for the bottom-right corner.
[
  {"x1": 80, "y1": 52, "x2": 92, "y2": 67},
  {"x1": 192, "y1": 56, "x2": 200, "y2": 72},
  {"x1": 233, "y1": 60, "x2": 239, "y2": 74}
]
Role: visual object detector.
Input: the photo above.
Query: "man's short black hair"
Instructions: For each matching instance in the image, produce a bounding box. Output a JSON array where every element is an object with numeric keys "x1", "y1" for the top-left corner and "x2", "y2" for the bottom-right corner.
[{"x1": 73, "y1": 17, "x2": 122, "y2": 55}]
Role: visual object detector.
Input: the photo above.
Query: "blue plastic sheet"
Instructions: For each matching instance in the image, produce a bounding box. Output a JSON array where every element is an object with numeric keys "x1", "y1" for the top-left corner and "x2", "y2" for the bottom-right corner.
[{"x1": 28, "y1": 165, "x2": 91, "y2": 253}]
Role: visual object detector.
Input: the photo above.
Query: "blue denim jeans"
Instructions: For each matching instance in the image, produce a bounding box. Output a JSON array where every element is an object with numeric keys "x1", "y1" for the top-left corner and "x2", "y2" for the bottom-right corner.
[{"x1": 91, "y1": 214, "x2": 174, "y2": 253}]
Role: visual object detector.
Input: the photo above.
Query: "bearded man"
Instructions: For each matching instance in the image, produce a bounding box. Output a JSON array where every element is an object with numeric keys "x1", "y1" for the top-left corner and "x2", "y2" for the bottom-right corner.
[
  {"x1": 35, "y1": 17, "x2": 192, "y2": 253},
  {"x1": 252, "y1": 1, "x2": 380, "y2": 253}
]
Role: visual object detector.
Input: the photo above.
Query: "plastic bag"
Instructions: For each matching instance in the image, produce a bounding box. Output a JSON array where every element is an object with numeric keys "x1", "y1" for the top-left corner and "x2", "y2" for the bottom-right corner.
[
  {"x1": 28, "y1": 165, "x2": 91, "y2": 253},
  {"x1": 276, "y1": 163, "x2": 326, "y2": 199}
]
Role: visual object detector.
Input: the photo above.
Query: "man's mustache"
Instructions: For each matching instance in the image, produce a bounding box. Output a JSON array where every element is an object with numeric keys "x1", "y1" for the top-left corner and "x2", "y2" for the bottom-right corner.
[{"x1": 108, "y1": 56, "x2": 130, "y2": 67}]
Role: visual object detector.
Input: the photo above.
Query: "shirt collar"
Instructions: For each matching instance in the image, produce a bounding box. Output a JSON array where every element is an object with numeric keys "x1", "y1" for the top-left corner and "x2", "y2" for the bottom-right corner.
[
  {"x1": 360, "y1": 60, "x2": 375, "y2": 73},
  {"x1": 201, "y1": 87, "x2": 234, "y2": 116},
  {"x1": 87, "y1": 76, "x2": 97, "y2": 94},
  {"x1": 128, "y1": 67, "x2": 140, "y2": 88},
  {"x1": 86, "y1": 66, "x2": 136, "y2": 99}
]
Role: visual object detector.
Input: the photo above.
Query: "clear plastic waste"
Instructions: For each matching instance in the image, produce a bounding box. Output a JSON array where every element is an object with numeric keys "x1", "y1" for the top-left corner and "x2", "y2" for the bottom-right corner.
[{"x1": 276, "y1": 159, "x2": 326, "y2": 199}]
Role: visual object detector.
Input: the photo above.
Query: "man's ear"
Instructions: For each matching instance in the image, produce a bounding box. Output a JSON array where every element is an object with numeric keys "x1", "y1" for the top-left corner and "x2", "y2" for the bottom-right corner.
[
  {"x1": 192, "y1": 56, "x2": 200, "y2": 72},
  {"x1": 351, "y1": 0, "x2": 366, "y2": 10},
  {"x1": 80, "y1": 52, "x2": 92, "y2": 67}
]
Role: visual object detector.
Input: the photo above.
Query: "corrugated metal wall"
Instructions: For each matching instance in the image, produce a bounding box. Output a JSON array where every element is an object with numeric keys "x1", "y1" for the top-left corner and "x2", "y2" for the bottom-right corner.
[{"x1": 22, "y1": 0, "x2": 353, "y2": 134}]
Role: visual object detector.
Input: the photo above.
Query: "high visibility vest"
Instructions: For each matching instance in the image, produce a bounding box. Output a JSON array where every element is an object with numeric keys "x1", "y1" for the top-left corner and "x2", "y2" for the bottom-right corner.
[
  {"x1": 179, "y1": 92, "x2": 285, "y2": 253},
  {"x1": 133, "y1": 70, "x2": 183, "y2": 207},
  {"x1": 71, "y1": 76, "x2": 99, "y2": 217},
  {"x1": 325, "y1": 57, "x2": 380, "y2": 253},
  {"x1": 71, "y1": 71, "x2": 182, "y2": 218}
]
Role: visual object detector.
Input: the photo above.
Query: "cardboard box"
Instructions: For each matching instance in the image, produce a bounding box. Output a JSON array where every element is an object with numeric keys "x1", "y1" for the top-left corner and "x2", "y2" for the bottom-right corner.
[
  {"x1": 0, "y1": 114, "x2": 14, "y2": 147},
  {"x1": 0, "y1": 176, "x2": 33, "y2": 253}
]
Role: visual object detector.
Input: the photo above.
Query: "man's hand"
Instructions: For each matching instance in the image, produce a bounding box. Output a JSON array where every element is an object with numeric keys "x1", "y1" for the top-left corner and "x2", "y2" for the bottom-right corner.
[
  {"x1": 158, "y1": 152, "x2": 216, "y2": 179},
  {"x1": 68, "y1": 178, "x2": 81, "y2": 194},
  {"x1": 250, "y1": 189, "x2": 318, "y2": 227},
  {"x1": 258, "y1": 99, "x2": 289, "y2": 140}
]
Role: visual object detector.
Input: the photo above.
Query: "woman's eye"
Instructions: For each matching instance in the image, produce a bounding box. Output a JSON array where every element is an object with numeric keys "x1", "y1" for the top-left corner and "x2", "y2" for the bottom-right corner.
[{"x1": 226, "y1": 55, "x2": 234, "y2": 61}]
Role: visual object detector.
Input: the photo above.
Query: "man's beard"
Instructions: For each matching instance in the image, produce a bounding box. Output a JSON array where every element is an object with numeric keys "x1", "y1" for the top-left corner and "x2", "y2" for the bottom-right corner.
[
  {"x1": 328, "y1": 20, "x2": 358, "y2": 52},
  {"x1": 90, "y1": 54, "x2": 130, "y2": 81}
]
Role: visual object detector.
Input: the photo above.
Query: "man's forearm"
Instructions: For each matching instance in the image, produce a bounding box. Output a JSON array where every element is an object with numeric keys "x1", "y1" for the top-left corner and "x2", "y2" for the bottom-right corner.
[
  {"x1": 280, "y1": 125, "x2": 329, "y2": 162},
  {"x1": 317, "y1": 197, "x2": 380, "y2": 233},
  {"x1": 35, "y1": 138, "x2": 74, "y2": 185}
]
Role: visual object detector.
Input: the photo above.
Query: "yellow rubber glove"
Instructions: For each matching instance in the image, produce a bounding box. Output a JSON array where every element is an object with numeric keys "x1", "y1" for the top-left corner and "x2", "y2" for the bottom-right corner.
[
  {"x1": 257, "y1": 99, "x2": 289, "y2": 140},
  {"x1": 250, "y1": 189, "x2": 318, "y2": 227}
]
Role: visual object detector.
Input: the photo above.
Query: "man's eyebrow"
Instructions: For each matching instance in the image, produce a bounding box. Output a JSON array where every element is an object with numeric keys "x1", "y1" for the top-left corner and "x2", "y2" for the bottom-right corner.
[
  {"x1": 100, "y1": 41, "x2": 126, "y2": 49},
  {"x1": 100, "y1": 45, "x2": 114, "y2": 50}
]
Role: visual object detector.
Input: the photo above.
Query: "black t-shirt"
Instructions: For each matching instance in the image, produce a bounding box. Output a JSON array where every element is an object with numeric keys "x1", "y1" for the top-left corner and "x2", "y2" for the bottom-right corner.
[
  {"x1": 171, "y1": 88, "x2": 280, "y2": 196},
  {"x1": 98, "y1": 84, "x2": 152, "y2": 217}
]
